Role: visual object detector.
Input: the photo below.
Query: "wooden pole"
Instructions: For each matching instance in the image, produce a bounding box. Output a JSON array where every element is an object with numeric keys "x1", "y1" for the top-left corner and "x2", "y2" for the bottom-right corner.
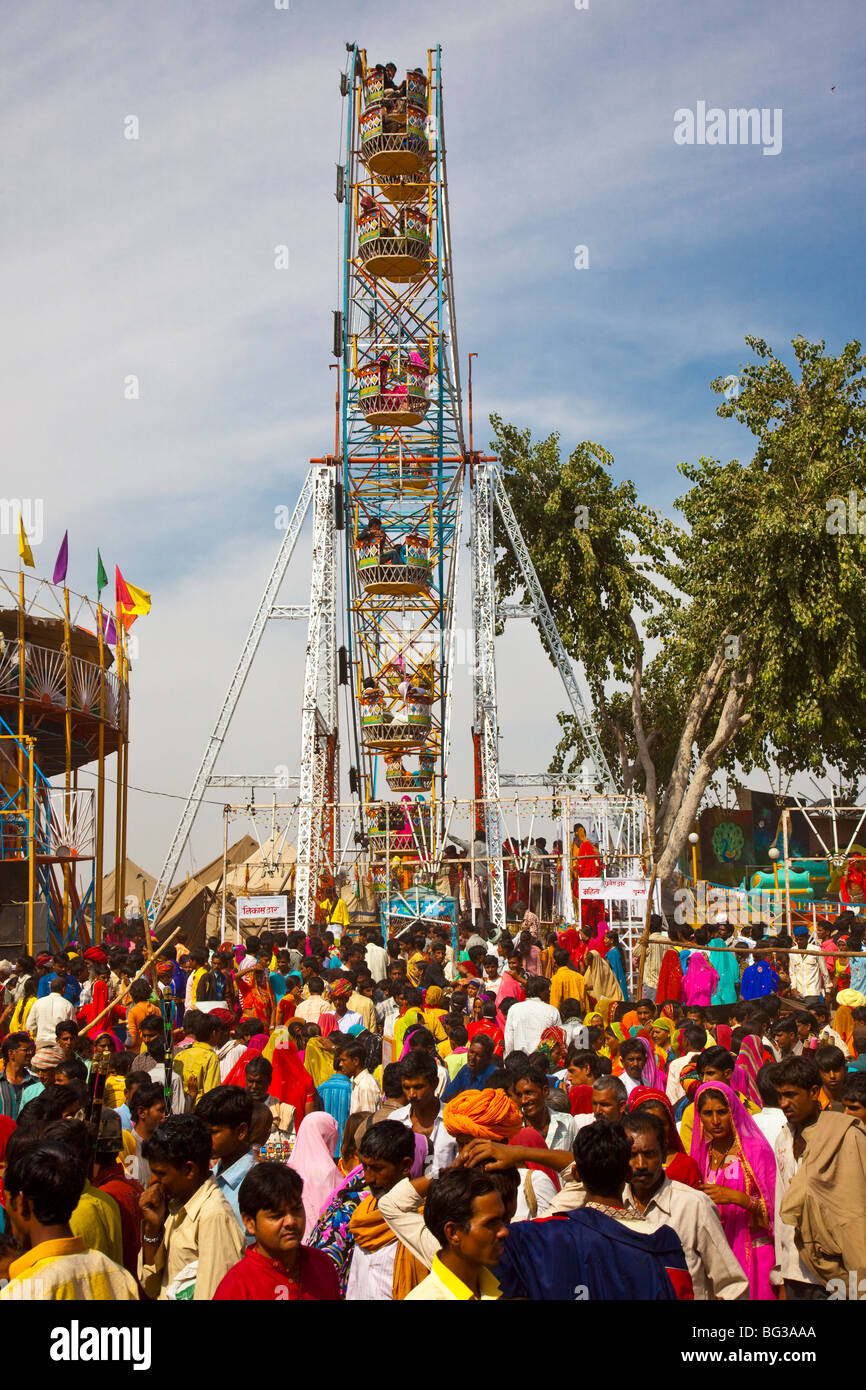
[
  {"x1": 63, "y1": 587, "x2": 73, "y2": 935},
  {"x1": 782, "y1": 808, "x2": 793, "y2": 938},
  {"x1": 82, "y1": 919, "x2": 186, "y2": 1035},
  {"x1": 220, "y1": 807, "x2": 229, "y2": 945},
  {"x1": 636, "y1": 863, "x2": 659, "y2": 997},
  {"x1": 94, "y1": 603, "x2": 106, "y2": 940},
  {"x1": 17, "y1": 569, "x2": 25, "y2": 811},
  {"x1": 119, "y1": 628, "x2": 129, "y2": 917},
  {"x1": 113, "y1": 623, "x2": 125, "y2": 920},
  {"x1": 26, "y1": 736, "x2": 35, "y2": 956}
]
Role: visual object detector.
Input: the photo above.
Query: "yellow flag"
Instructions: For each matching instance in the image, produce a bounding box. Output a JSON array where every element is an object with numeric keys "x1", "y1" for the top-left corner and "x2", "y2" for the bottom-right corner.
[
  {"x1": 18, "y1": 517, "x2": 34, "y2": 567},
  {"x1": 124, "y1": 580, "x2": 152, "y2": 616}
]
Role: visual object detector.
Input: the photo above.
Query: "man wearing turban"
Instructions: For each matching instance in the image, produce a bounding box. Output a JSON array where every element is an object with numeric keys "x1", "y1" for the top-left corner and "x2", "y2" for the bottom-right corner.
[
  {"x1": 328, "y1": 978, "x2": 363, "y2": 1034},
  {"x1": 442, "y1": 1088, "x2": 523, "y2": 1146}
]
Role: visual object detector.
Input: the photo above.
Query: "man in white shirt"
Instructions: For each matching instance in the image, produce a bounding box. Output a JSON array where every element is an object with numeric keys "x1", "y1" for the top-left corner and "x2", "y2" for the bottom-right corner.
[
  {"x1": 344, "y1": 1122, "x2": 417, "y2": 1301},
  {"x1": 811, "y1": 1001, "x2": 849, "y2": 1055},
  {"x1": 389, "y1": 1050, "x2": 457, "y2": 1176},
  {"x1": 294, "y1": 977, "x2": 331, "y2": 1025},
  {"x1": 624, "y1": 1111, "x2": 748, "y2": 1300},
  {"x1": 788, "y1": 926, "x2": 822, "y2": 998},
  {"x1": 642, "y1": 922, "x2": 670, "y2": 1002},
  {"x1": 504, "y1": 978, "x2": 561, "y2": 1057},
  {"x1": 618, "y1": 1038, "x2": 650, "y2": 1097},
  {"x1": 514, "y1": 1068, "x2": 582, "y2": 1151},
  {"x1": 27, "y1": 979, "x2": 76, "y2": 1046},
  {"x1": 363, "y1": 931, "x2": 389, "y2": 983},
  {"x1": 666, "y1": 1024, "x2": 707, "y2": 1107},
  {"x1": 752, "y1": 1062, "x2": 788, "y2": 1149},
  {"x1": 340, "y1": 1040, "x2": 381, "y2": 1114}
]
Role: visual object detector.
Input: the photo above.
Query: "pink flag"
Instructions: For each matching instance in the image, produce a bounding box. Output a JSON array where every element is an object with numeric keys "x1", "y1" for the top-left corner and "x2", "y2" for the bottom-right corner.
[
  {"x1": 101, "y1": 611, "x2": 117, "y2": 646},
  {"x1": 52, "y1": 531, "x2": 69, "y2": 585}
]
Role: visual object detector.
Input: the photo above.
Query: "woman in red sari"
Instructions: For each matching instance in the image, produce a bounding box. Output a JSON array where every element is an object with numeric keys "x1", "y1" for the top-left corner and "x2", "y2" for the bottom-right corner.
[
  {"x1": 76, "y1": 973, "x2": 124, "y2": 1041},
  {"x1": 237, "y1": 964, "x2": 276, "y2": 1032},
  {"x1": 627, "y1": 1085, "x2": 702, "y2": 1188},
  {"x1": 656, "y1": 947, "x2": 683, "y2": 1005},
  {"x1": 466, "y1": 997, "x2": 504, "y2": 1055}
]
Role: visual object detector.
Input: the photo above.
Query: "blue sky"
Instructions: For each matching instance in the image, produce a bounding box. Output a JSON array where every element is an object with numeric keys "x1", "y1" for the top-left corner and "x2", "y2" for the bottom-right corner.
[{"x1": 1, "y1": 0, "x2": 864, "y2": 873}]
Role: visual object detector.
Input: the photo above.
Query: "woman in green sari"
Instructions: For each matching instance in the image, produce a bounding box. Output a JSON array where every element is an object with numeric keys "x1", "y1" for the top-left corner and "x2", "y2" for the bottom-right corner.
[{"x1": 708, "y1": 936, "x2": 740, "y2": 1005}]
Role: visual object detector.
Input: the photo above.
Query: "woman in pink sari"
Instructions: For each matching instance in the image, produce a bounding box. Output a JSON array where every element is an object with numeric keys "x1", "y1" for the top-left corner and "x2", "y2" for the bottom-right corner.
[
  {"x1": 495, "y1": 956, "x2": 525, "y2": 1028},
  {"x1": 681, "y1": 950, "x2": 719, "y2": 1007},
  {"x1": 634, "y1": 1034, "x2": 666, "y2": 1091},
  {"x1": 289, "y1": 1112, "x2": 343, "y2": 1240},
  {"x1": 731, "y1": 1033, "x2": 765, "y2": 1109},
  {"x1": 690, "y1": 1080, "x2": 776, "y2": 1300}
]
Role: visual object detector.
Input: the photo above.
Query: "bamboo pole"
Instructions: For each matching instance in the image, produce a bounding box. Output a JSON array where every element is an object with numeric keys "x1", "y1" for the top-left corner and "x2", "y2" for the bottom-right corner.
[
  {"x1": 94, "y1": 603, "x2": 106, "y2": 940},
  {"x1": 113, "y1": 717, "x2": 124, "y2": 920},
  {"x1": 782, "y1": 808, "x2": 793, "y2": 937},
  {"x1": 81, "y1": 919, "x2": 187, "y2": 1036},
  {"x1": 17, "y1": 569, "x2": 25, "y2": 811},
  {"x1": 636, "y1": 863, "x2": 659, "y2": 997},
  {"x1": 220, "y1": 807, "x2": 229, "y2": 946},
  {"x1": 119, "y1": 628, "x2": 129, "y2": 915},
  {"x1": 26, "y1": 736, "x2": 35, "y2": 956},
  {"x1": 62, "y1": 587, "x2": 73, "y2": 934}
]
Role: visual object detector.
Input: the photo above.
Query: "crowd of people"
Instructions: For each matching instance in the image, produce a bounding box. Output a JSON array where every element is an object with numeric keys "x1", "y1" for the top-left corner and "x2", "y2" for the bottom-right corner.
[{"x1": 0, "y1": 901, "x2": 865, "y2": 1302}]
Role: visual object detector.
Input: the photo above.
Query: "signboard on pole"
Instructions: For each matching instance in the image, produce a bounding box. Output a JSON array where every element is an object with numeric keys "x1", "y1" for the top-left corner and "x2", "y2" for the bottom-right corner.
[
  {"x1": 236, "y1": 895, "x2": 289, "y2": 925},
  {"x1": 578, "y1": 878, "x2": 651, "y2": 904}
]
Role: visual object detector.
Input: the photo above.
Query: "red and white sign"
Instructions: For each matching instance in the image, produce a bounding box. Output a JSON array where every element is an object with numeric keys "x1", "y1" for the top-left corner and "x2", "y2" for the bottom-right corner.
[
  {"x1": 578, "y1": 878, "x2": 651, "y2": 903},
  {"x1": 236, "y1": 895, "x2": 289, "y2": 922}
]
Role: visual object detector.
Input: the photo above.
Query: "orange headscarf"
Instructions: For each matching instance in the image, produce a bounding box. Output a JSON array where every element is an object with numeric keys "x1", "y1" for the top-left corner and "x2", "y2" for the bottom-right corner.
[{"x1": 442, "y1": 1088, "x2": 522, "y2": 1141}]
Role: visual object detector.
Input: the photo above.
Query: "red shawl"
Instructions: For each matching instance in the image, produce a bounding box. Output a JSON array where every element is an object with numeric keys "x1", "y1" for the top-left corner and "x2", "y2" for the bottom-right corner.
[
  {"x1": 76, "y1": 979, "x2": 124, "y2": 1040},
  {"x1": 656, "y1": 949, "x2": 683, "y2": 1004},
  {"x1": 569, "y1": 1084, "x2": 594, "y2": 1116},
  {"x1": 270, "y1": 1042, "x2": 316, "y2": 1115}
]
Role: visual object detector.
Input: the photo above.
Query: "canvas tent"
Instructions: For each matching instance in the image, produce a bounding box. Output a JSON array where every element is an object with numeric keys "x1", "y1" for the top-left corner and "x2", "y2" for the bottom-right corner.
[
  {"x1": 154, "y1": 835, "x2": 303, "y2": 948},
  {"x1": 100, "y1": 857, "x2": 157, "y2": 924}
]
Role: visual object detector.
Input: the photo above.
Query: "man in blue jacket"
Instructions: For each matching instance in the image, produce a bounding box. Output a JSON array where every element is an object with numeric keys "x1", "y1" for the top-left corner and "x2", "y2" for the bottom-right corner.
[{"x1": 496, "y1": 1122, "x2": 694, "y2": 1301}]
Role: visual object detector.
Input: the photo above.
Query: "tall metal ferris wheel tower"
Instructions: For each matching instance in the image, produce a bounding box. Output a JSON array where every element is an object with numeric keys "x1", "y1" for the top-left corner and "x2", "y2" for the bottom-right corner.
[{"x1": 149, "y1": 44, "x2": 613, "y2": 935}]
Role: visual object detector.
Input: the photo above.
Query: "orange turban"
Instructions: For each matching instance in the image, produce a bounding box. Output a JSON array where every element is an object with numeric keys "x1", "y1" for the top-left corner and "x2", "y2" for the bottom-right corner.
[{"x1": 442, "y1": 1088, "x2": 522, "y2": 1141}]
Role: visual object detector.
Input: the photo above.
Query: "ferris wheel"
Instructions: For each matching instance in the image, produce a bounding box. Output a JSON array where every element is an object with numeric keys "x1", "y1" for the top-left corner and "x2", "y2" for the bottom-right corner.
[
  {"x1": 149, "y1": 45, "x2": 614, "y2": 936},
  {"x1": 339, "y1": 48, "x2": 464, "y2": 827}
]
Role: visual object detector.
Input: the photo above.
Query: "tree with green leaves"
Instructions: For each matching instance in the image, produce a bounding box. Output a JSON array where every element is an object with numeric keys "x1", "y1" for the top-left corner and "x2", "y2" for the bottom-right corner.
[{"x1": 492, "y1": 335, "x2": 866, "y2": 888}]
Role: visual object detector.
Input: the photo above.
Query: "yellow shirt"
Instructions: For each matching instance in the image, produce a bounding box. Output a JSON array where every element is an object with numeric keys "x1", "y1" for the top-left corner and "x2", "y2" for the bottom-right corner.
[
  {"x1": 404, "y1": 1254, "x2": 501, "y2": 1301},
  {"x1": 69, "y1": 1180, "x2": 124, "y2": 1265},
  {"x1": 407, "y1": 952, "x2": 426, "y2": 987},
  {"x1": 173, "y1": 1041, "x2": 221, "y2": 1105},
  {"x1": 189, "y1": 967, "x2": 207, "y2": 1007},
  {"x1": 102, "y1": 1073, "x2": 127, "y2": 1109},
  {"x1": 10, "y1": 996, "x2": 35, "y2": 1033},
  {"x1": 393, "y1": 1007, "x2": 425, "y2": 1057},
  {"x1": 0, "y1": 1236, "x2": 138, "y2": 1301},
  {"x1": 550, "y1": 966, "x2": 588, "y2": 1015},
  {"x1": 349, "y1": 990, "x2": 377, "y2": 1033}
]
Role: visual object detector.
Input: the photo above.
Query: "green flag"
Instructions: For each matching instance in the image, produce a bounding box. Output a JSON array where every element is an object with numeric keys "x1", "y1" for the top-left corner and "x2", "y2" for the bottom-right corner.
[{"x1": 97, "y1": 550, "x2": 107, "y2": 596}]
